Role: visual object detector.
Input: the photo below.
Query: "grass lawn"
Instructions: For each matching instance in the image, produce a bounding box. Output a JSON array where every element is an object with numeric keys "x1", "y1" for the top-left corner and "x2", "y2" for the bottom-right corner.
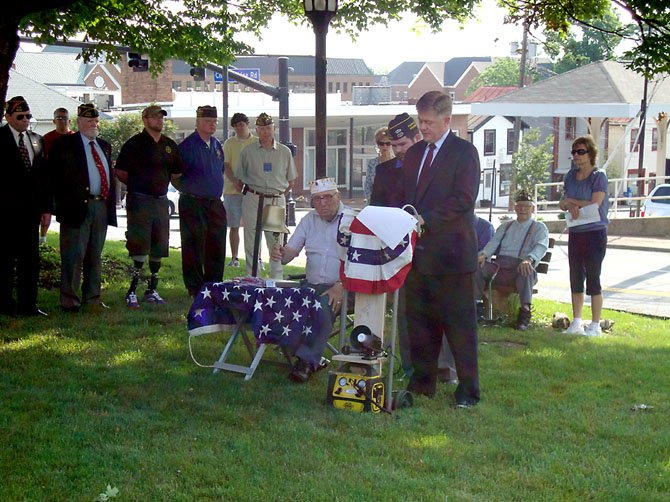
[{"x1": 1, "y1": 236, "x2": 669, "y2": 500}]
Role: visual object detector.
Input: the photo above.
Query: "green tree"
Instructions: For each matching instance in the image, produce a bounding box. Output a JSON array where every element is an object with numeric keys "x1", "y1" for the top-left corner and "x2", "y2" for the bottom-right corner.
[
  {"x1": 543, "y1": 5, "x2": 630, "y2": 73},
  {"x1": 466, "y1": 57, "x2": 535, "y2": 96},
  {"x1": 511, "y1": 128, "x2": 553, "y2": 200},
  {"x1": 2, "y1": 1, "x2": 479, "y2": 111},
  {"x1": 502, "y1": 0, "x2": 670, "y2": 76}
]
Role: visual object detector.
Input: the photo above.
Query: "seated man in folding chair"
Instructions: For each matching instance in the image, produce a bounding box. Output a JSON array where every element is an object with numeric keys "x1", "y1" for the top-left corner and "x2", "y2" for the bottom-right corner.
[
  {"x1": 475, "y1": 190, "x2": 549, "y2": 331},
  {"x1": 271, "y1": 178, "x2": 352, "y2": 383}
]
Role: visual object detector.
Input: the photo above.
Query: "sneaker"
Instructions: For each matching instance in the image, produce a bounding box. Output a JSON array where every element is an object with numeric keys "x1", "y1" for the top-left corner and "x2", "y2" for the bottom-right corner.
[
  {"x1": 584, "y1": 322, "x2": 602, "y2": 337},
  {"x1": 144, "y1": 290, "x2": 166, "y2": 304},
  {"x1": 563, "y1": 319, "x2": 585, "y2": 335},
  {"x1": 228, "y1": 258, "x2": 240, "y2": 267},
  {"x1": 125, "y1": 292, "x2": 140, "y2": 309}
]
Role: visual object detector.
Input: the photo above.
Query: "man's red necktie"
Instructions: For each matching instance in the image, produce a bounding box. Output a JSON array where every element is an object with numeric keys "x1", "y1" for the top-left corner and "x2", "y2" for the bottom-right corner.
[
  {"x1": 89, "y1": 141, "x2": 109, "y2": 199},
  {"x1": 416, "y1": 143, "x2": 436, "y2": 193},
  {"x1": 18, "y1": 133, "x2": 31, "y2": 169}
]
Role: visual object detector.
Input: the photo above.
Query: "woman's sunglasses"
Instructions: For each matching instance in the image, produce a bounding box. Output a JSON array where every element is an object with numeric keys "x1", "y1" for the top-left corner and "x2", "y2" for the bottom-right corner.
[{"x1": 571, "y1": 148, "x2": 588, "y2": 156}]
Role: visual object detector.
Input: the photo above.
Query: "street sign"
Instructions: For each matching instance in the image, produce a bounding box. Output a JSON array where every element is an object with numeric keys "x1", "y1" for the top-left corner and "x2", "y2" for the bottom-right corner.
[{"x1": 228, "y1": 68, "x2": 261, "y2": 83}]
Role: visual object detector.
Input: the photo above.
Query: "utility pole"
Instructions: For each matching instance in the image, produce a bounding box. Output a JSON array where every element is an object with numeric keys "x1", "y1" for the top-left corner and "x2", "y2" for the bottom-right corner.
[
  {"x1": 510, "y1": 19, "x2": 529, "y2": 210},
  {"x1": 636, "y1": 75, "x2": 648, "y2": 216}
]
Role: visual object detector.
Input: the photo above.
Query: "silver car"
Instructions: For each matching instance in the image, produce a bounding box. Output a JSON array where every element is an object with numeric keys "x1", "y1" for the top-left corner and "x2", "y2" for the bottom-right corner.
[{"x1": 642, "y1": 183, "x2": 670, "y2": 217}]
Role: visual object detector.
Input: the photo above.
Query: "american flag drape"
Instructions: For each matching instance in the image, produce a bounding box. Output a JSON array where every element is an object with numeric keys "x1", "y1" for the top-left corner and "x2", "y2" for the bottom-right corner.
[{"x1": 187, "y1": 282, "x2": 325, "y2": 348}]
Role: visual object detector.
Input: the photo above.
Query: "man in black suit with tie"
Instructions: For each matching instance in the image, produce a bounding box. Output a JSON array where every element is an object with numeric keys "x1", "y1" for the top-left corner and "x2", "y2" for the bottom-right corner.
[
  {"x1": 403, "y1": 91, "x2": 481, "y2": 407},
  {"x1": 0, "y1": 96, "x2": 50, "y2": 316},
  {"x1": 49, "y1": 103, "x2": 117, "y2": 313}
]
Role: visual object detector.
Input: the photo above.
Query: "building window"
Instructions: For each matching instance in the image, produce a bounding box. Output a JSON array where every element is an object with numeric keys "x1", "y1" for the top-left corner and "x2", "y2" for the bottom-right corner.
[
  {"x1": 303, "y1": 128, "x2": 349, "y2": 188},
  {"x1": 652, "y1": 127, "x2": 658, "y2": 151},
  {"x1": 172, "y1": 80, "x2": 182, "y2": 91},
  {"x1": 343, "y1": 82, "x2": 348, "y2": 94},
  {"x1": 215, "y1": 82, "x2": 221, "y2": 92},
  {"x1": 630, "y1": 128, "x2": 639, "y2": 152},
  {"x1": 328, "y1": 81, "x2": 333, "y2": 93},
  {"x1": 565, "y1": 117, "x2": 576, "y2": 140},
  {"x1": 186, "y1": 81, "x2": 193, "y2": 91},
  {"x1": 195, "y1": 81, "x2": 202, "y2": 91},
  {"x1": 336, "y1": 82, "x2": 341, "y2": 93},
  {"x1": 507, "y1": 128, "x2": 515, "y2": 154},
  {"x1": 468, "y1": 131, "x2": 474, "y2": 143},
  {"x1": 483, "y1": 129, "x2": 496, "y2": 156}
]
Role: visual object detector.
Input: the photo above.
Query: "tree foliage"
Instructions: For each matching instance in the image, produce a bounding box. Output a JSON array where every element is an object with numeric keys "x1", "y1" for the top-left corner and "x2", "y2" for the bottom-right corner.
[
  {"x1": 543, "y1": 5, "x2": 630, "y2": 73},
  {"x1": 466, "y1": 57, "x2": 534, "y2": 96},
  {"x1": 501, "y1": 0, "x2": 670, "y2": 77},
  {"x1": 2, "y1": 0, "x2": 479, "y2": 111},
  {"x1": 511, "y1": 127, "x2": 553, "y2": 199}
]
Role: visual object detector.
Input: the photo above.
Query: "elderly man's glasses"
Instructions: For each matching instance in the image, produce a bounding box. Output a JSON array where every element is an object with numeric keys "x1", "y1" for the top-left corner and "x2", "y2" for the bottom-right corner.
[
  {"x1": 313, "y1": 193, "x2": 336, "y2": 203},
  {"x1": 16, "y1": 114, "x2": 33, "y2": 120},
  {"x1": 571, "y1": 148, "x2": 588, "y2": 156}
]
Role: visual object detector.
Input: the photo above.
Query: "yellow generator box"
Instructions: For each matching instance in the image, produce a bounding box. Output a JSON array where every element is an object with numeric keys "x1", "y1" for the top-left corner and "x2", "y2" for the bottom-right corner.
[{"x1": 326, "y1": 363, "x2": 385, "y2": 413}]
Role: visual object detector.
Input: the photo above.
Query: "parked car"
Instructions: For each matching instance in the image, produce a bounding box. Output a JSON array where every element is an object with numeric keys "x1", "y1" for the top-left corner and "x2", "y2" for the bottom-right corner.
[
  {"x1": 167, "y1": 183, "x2": 180, "y2": 216},
  {"x1": 642, "y1": 183, "x2": 670, "y2": 217}
]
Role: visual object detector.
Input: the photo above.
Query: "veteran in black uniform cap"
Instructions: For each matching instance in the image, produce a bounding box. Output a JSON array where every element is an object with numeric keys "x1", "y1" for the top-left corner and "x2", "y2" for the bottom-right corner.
[
  {"x1": 49, "y1": 103, "x2": 117, "y2": 313},
  {"x1": 0, "y1": 96, "x2": 50, "y2": 316}
]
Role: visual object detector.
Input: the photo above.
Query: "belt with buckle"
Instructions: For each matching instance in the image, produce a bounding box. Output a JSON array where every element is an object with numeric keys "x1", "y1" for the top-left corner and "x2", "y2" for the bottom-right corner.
[
  {"x1": 181, "y1": 192, "x2": 218, "y2": 202},
  {"x1": 133, "y1": 192, "x2": 168, "y2": 200},
  {"x1": 88, "y1": 194, "x2": 105, "y2": 201},
  {"x1": 242, "y1": 185, "x2": 280, "y2": 198}
]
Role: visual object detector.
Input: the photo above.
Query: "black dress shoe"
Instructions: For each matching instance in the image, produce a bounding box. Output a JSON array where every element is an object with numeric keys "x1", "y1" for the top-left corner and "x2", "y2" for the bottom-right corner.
[
  {"x1": 18, "y1": 307, "x2": 48, "y2": 317},
  {"x1": 455, "y1": 396, "x2": 479, "y2": 408},
  {"x1": 289, "y1": 359, "x2": 312, "y2": 383}
]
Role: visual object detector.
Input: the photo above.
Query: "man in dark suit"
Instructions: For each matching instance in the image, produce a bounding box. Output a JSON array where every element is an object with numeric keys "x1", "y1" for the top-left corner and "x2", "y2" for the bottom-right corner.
[
  {"x1": 403, "y1": 91, "x2": 481, "y2": 407},
  {"x1": 0, "y1": 96, "x2": 50, "y2": 316},
  {"x1": 49, "y1": 103, "x2": 117, "y2": 313}
]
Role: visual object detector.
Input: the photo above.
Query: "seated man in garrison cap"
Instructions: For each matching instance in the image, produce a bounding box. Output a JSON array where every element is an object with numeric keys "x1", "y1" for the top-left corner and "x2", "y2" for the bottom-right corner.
[
  {"x1": 475, "y1": 190, "x2": 549, "y2": 331},
  {"x1": 271, "y1": 178, "x2": 349, "y2": 383}
]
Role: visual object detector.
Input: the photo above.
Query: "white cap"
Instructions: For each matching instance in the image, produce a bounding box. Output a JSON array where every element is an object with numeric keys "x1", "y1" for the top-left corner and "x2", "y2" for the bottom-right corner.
[{"x1": 310, "y1": 177, "x2": 338, "y2": 195}]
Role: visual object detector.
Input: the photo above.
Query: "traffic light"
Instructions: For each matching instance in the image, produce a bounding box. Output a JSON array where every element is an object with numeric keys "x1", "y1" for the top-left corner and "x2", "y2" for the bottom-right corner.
[
  {"x1": 190, "y1": 67, "x2": 206, "y2": 81},
  {"x1": 128, "y1": 52, "x2": 148, "y2": 72}
]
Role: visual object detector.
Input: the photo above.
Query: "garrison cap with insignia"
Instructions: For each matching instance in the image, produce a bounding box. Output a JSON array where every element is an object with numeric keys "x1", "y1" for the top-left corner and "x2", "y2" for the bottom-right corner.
[
  {"x1": 196, "y1": 105, "x2": 217, "y2": 118},
  {"x1": 5, "y1": 96, "x2": 29, "y2": 114},
  {"x1": 255, "y1": 112, "x2": 273, "y2": 126},
  {"x1": 388, "y1": 113, "x2": 418, "y2": 140},
  {"x1": 78, "y1": 103, "x2": 99, "y2": 118}
]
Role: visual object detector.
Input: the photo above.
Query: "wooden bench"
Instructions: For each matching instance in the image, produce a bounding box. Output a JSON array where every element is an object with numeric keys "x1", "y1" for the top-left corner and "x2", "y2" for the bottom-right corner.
[{"x1": 485, "y1": 237, "x2": 555, "y2": 319}]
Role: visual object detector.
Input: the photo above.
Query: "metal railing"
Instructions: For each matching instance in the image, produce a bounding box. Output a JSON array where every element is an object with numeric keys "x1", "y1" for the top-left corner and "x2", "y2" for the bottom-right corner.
[{"x1": 534, "y1": 175, "x2": 670, "y2": 217}]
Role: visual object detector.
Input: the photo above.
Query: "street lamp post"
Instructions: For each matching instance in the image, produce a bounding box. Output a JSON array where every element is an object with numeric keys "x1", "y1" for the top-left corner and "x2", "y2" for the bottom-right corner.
[{"x1": 304, "y1": 0, "x2": 338, "y2": 180}]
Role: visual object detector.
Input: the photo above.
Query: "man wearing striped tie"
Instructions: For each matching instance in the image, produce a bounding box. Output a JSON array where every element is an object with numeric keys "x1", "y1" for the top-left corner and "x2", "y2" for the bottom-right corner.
[
  {"x1": 49, "y1": 103, "x2": 117, "y2": 313},
  {"x1": 0, "y1": 96, "x2": 50, "y2": 317}
]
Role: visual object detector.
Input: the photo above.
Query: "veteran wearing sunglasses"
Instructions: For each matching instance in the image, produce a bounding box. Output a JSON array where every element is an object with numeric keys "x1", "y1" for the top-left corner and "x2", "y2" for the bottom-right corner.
[
  {"x1": 0, "y1": 96, "x2": 50, "y2": 317},
  {"x1": 559, "y1": 135, "x2": 609, "y2": 337}
]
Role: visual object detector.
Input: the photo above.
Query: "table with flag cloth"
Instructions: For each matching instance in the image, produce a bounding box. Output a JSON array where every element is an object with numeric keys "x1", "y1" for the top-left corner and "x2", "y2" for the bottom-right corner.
[{"x1": 187, "y1": 281, "x2": 325, "y2": 380}]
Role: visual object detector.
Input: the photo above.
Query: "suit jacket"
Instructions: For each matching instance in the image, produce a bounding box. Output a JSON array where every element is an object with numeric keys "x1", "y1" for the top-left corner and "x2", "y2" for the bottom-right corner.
[
  {"x1": 370, "y1": 157, "x2": 406, "y2": 208},
  {"x1": 48, "y1": 132, "x2": 117, "y2": 227},
  {"x1": 404, "y1": 133, "x2": 480, "y2": 275},
  {"x1": 0, "y1": 125, "x2": 49, "y2": 222}
]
